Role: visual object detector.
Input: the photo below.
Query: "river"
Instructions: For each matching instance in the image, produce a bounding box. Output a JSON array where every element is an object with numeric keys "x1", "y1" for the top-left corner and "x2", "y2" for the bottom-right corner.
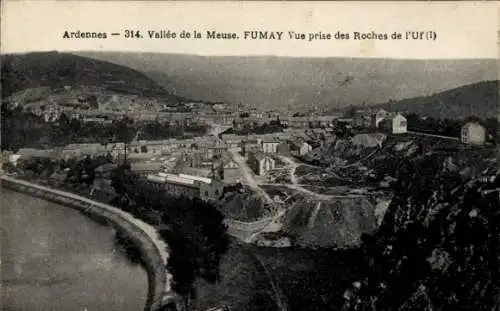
[{"x1": 1, "y1": 189, "x2": 148, "y2": 311}]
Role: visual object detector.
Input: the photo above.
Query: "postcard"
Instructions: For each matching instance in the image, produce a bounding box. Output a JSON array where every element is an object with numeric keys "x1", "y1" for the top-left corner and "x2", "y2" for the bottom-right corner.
[{"x1": 1, "y1": 2, "x2": 498, "y2": 311}]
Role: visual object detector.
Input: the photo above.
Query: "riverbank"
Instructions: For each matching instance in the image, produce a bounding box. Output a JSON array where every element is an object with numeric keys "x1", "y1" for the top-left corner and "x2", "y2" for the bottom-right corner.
[{"x1": 0, "y1": 175, "x2": 177, "y2": 311}]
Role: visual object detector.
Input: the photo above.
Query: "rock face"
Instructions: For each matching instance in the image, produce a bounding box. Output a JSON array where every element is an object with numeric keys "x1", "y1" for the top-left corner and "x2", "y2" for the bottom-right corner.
[{"x1": 340, "y1": 156, "x2": 500, "y2": 311}]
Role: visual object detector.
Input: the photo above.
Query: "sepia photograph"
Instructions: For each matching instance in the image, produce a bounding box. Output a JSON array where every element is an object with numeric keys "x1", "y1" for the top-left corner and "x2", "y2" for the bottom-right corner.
[{"x1": 1, "y1": 2, "x2": 499, "y2": 311}]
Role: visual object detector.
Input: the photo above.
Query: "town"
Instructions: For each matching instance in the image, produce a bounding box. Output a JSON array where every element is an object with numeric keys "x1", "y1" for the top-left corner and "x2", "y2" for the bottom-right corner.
[
  {"x1": 1, "y1": 51, "x2": 499, "y2": 311},
  {"x1": 2, "y1": 98, "x2": 498, "y2": 226}
]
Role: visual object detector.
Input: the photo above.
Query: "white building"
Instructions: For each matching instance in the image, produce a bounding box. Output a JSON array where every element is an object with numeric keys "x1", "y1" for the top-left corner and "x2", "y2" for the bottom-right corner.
[
  {"x1": 290, "y1": 141, "x2": 313, "y2": 156},
  {"x1": 380, "y1": 113, "x2": 407, "y2": 134},
  {"x1": 461, "y1": 121, "x2": 486, "y2": 145},
  {"x1": 247, "y1": 151, "x2": 276, "y2": 176},
  {"x1": 262, "y1": 139, "x2": 280, "y2": 153}
]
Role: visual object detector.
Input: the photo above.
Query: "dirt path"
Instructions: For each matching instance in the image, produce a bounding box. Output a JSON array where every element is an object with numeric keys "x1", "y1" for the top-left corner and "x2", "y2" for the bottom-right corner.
[
  {"x1": 245, "y1": 208, "x2": 290, "y2": 243},
  {"x1": 229, "y1": 149, "x2": 274, "y2": 205},
  {"x1": 274, "y1": 155, "x2": 356, "y2": 199}
]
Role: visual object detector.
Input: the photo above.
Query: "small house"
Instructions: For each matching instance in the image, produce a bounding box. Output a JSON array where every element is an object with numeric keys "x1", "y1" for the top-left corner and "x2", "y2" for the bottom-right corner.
[
  {"x1": 247, "y1": 151, "x2": 276, "y2": 176},
  {"x1": 290, "y1": 141, "x2": 313, "y2": 156},
  {"x1": 191, "y1": 139, "x2": 227, "y2": 161},
  {"x1": 379, "y1": 113, "x2": 407, "y2": 134},
  {"x1": 262, "y1": 139, "x2": 280, "y2": 153},
  {"x1": 461, "y1": 121, "x2": 486, "y2": 145}
]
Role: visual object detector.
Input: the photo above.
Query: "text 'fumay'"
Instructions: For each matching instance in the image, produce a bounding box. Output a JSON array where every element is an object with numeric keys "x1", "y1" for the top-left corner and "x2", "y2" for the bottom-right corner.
[{"x1": 241, "y1": 31, "x2": 438, "y2": 41}]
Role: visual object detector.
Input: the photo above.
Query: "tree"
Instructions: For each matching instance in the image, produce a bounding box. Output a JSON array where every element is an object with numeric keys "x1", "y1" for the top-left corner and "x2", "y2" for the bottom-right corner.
[
  {"x1": 406, "y1": 112, "x2": 420, "y2": 129},
  {"x1": 141, "y1": 145, "x2": 148, "y2": 153},
  {"x1": 109, "y1": 173, "x2": 230, "y2": 306}
]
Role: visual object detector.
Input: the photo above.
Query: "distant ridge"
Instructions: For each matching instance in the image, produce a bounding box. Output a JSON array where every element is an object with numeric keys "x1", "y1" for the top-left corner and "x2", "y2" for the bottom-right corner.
[
  {"x1": 373, "y1": 80, "x2": 499, "y2": 119},
  {"x1": 1, "y1": 51, "x2": 179, "y2": 102},
  {"x1": 75, "y1": 52, "x2": 497, "y2": 112}
]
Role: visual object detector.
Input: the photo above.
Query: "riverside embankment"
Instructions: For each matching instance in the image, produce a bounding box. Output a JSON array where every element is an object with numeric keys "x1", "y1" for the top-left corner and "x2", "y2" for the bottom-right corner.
[{"x1": 0, "y1": 175, "x2": 178, "y2": 311}]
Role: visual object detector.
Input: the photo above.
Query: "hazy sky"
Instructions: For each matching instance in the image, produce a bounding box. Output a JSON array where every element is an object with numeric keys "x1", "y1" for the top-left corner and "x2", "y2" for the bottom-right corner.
[{"x1": 1, "y1": 1, "x2": 498, "y2": 59}]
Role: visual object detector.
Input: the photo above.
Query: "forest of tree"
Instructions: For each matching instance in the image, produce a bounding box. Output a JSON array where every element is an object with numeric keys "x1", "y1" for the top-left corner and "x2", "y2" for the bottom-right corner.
[{"x1": 110, "y1": 168, "x2": 230, "y2": 311}]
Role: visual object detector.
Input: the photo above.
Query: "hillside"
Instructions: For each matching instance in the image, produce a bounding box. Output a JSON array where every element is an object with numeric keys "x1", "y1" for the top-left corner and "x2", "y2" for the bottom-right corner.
[
  {"x1": 339, "y1": 157, "x2": 500, "y2": 311},
  {"x1": 281, "y1": 195, "x2": 378, "y2": 248},
  {"x1": 76, "y1": 52, "x2": 497, "y2": 112},
  {"x1": 1, "y1": 51, "x2": 180, "y2": 105},
  {"x1": 373, "y1": 80, "x2": 499, "y2": 119}
]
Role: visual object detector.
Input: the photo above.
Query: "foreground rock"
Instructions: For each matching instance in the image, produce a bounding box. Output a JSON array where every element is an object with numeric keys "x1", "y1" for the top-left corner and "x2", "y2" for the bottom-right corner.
[{"x1": 340, "y1": 156, "x2": 500, "y2": 311}]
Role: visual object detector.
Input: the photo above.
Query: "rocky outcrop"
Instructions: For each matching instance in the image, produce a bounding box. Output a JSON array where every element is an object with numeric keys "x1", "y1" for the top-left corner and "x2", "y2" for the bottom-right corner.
[{"x1": 339, "y1": 157, "x2": 500, "y2": 311}]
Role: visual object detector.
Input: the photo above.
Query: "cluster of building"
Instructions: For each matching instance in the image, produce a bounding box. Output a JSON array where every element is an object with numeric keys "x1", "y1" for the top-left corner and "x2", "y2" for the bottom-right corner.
[
  {"x1": 13, "y1": 90, "x2": 493, "y2": 148},
  {"x1": 179, "y1": 137, "x2": 239, "y2": 183},
  {"x1": 20, "y1": 95, "x2": 346, "y2": 131},
  {"x1": 232, "y1": 115, "x2": 339, "y2": 130},
  {"x1": 349, "y1": 109, "x2": 408, "y2": 134},
  {"x1": 8, "y1": 95, "x2": 494, "y2": 205},
  {"x1": 351, "y1": 108, "x2": 489, "y2": 145},
  {"x1": 239, "y1": 133, "x2": 318, "y2": 176}
]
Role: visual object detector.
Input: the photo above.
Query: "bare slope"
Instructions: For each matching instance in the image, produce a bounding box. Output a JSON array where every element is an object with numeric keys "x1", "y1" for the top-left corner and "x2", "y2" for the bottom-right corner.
[{"x1": 282, "y1": 194, "x2": 378, "y2": 248}]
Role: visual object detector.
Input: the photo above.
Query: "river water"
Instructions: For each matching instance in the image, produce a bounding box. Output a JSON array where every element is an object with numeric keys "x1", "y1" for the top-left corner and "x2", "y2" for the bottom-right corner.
[{"x1": 1, "y1": 189, "x2": 148, "y2": 311}]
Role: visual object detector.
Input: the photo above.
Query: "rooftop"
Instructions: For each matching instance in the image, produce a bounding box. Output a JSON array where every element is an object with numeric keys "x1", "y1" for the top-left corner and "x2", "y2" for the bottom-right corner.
[{"x1": 178, "y1": 173, "x2": 212, "y2": 185}]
